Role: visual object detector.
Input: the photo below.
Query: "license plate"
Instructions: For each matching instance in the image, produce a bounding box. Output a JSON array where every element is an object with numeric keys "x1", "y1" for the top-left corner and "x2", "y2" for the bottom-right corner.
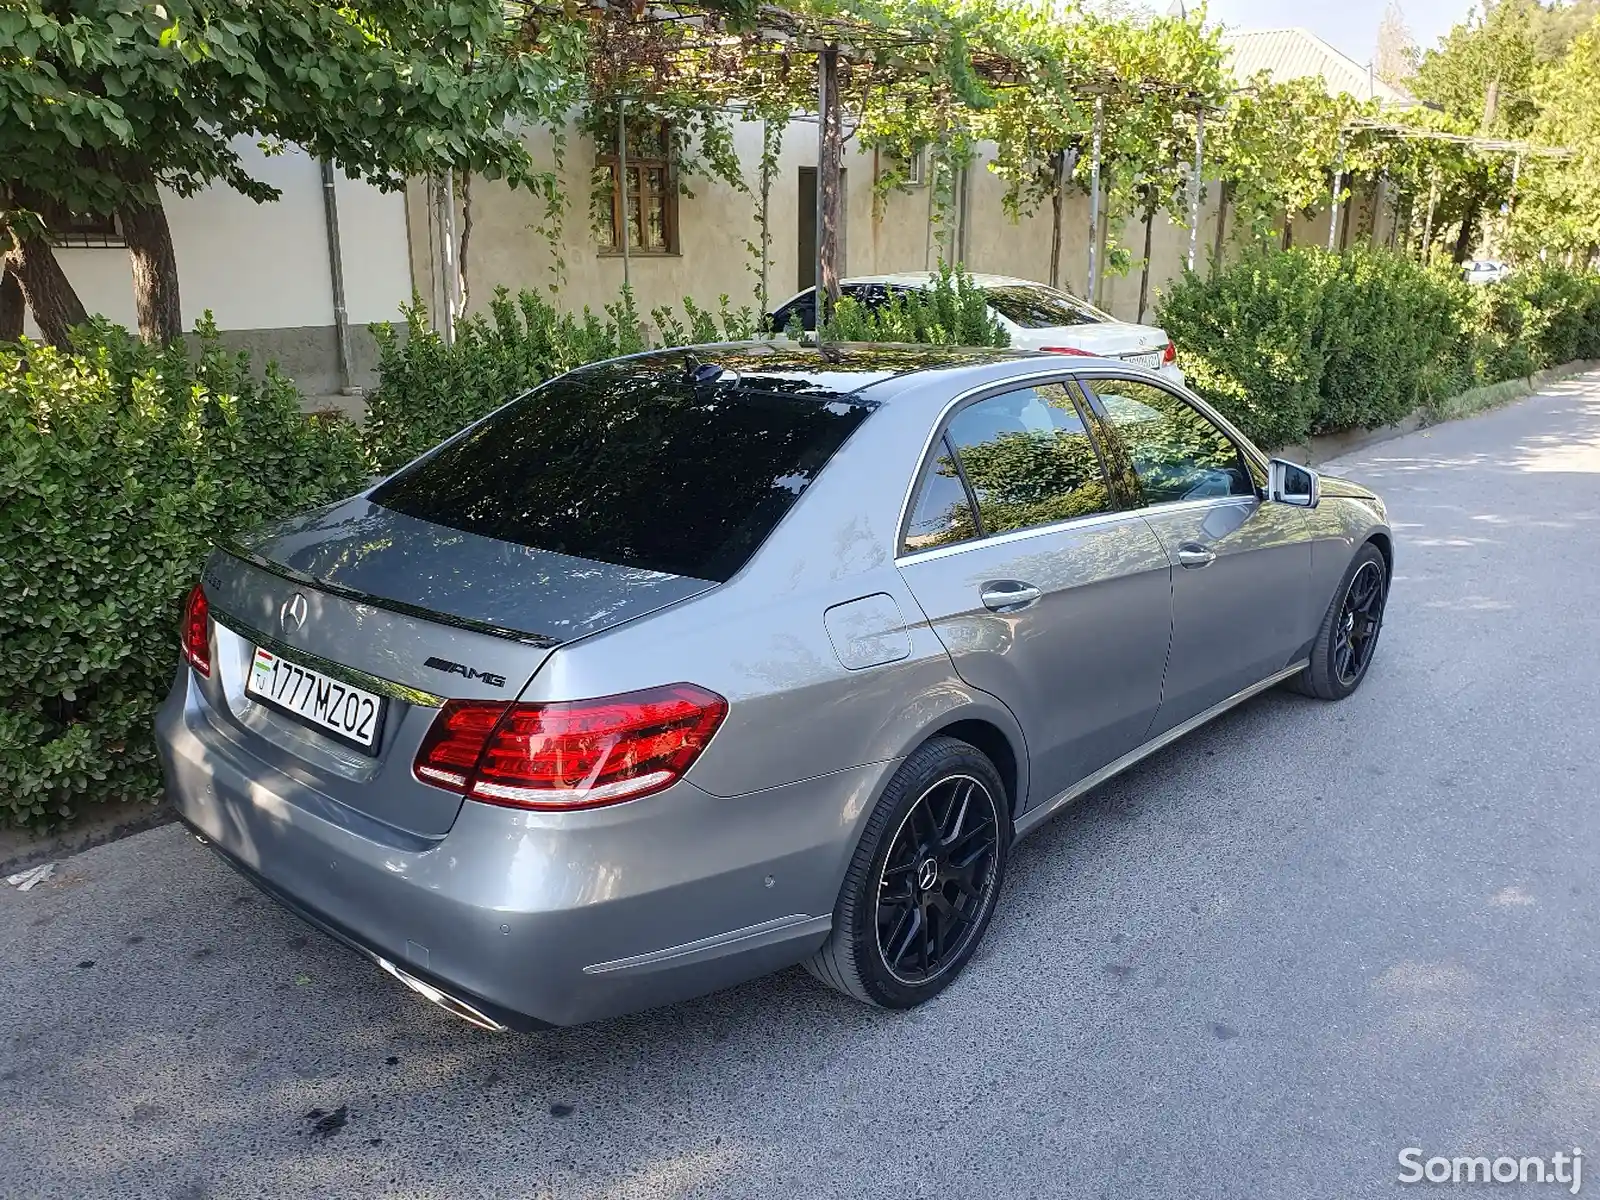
[
  {"x1": 1123, "y1": 350, "x2": 1163, "y2": 369},
  {"x1": 246, "y1": 647, "x2": 385, "y2": 753}
]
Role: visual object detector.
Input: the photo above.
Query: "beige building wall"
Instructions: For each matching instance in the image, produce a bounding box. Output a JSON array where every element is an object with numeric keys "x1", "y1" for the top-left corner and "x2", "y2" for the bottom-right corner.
[
  {"x1": 408, "y1": 115, "x2": 1381, "y2": 338},
  {"x1": 30, "y1": 136, "x2": 412, "y2": 397}
]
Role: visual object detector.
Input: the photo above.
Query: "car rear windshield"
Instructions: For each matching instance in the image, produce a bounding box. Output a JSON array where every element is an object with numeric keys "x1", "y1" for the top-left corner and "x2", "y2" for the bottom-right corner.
[
  {"x1": 983, "y1": 284, "x2": 1108, "y2": 329},
  {"x1": 369, "y1": 362, "x2": 872, "y2": 582}
]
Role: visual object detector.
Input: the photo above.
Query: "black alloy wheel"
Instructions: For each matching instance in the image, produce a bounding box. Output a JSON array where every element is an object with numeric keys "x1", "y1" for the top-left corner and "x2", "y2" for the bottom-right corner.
[
  {"x1": 805, "y1": 736, "x2": 1010, "y2": 1008},
  {"x1": 1290, "y1": 541, "x2": 1390, "y2": 701},
  {"x1": 1333, "y1": 560, "x2": 1386, "y2": 686},
  {"x1": 875, "y1": 774, "x2": 1001, "y2": 985}
]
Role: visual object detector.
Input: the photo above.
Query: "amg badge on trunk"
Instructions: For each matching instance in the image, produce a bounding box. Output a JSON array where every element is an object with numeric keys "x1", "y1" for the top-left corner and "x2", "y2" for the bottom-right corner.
[{"x1": 423, "y1": 657, "x2": 507, "y2": 688}]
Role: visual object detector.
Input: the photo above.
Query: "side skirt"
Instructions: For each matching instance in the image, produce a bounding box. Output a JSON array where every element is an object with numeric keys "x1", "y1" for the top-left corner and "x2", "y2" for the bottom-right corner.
[{"x1": 1013, "y1": 660, "x2": 1309, "y2": 841}]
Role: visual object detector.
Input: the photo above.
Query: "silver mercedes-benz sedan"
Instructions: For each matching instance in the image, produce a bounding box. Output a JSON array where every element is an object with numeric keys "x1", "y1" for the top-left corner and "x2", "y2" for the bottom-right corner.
[{"x1": 158, "y1": 343, "x2": 1392, "y2": 1031}]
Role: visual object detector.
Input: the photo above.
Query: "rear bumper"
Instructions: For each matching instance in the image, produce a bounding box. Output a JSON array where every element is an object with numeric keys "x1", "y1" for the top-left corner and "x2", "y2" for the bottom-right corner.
[{"x1": 156, "y1": 665, "x2": 890, "y2": 1028}]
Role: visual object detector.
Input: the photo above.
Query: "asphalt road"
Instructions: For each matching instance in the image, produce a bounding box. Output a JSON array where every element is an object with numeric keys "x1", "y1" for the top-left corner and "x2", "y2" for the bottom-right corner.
[{"x1": 6, "y1": 373, "x2": 1600, "y2": 1200}]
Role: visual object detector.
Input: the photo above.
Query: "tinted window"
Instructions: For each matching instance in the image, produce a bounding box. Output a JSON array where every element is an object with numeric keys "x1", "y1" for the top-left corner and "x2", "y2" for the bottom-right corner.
[
  {"x1": 903, "y1": 434, "x2": 978, "y2": 552},
  {"x1": 772, "y1": 293, "x2": 816, "y2": 333},
  {"x1": 983, "y1": 284, "x2": 1109, "y2": 329},
  {"x1": 773, "y1": 286, "x2": 893, "y2": 333},
  {"x1": 371, "y1": 364, "x2": 871, "y2": 582},
  {"x1": 1089, "y1": 377, "x2": 1255, "y2": 505},
  {"x1": 945, "y1": 382, "x2": 1112, "y2": 534}
]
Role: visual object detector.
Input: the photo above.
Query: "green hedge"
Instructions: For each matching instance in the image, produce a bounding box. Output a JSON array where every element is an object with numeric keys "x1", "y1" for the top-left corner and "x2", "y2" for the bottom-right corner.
[
  {"x1": 815, "y1": 264, "x2": 1010, "y2": 347},
  {"x1": 0, "y1": 322, "x2": 366, "y2": 829},
  {"x1": 363, "y1": 287, "x2": 759, "y2": 474},
  {"x1": 365, "y1": 267, "x2": 1005, "y2": 474},
  {"x1": 1157, "y1": 248, "x2": 1600, "y2": 448}
]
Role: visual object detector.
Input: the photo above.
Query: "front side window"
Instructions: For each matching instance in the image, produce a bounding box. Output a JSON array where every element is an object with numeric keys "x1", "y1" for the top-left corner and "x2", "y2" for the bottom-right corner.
[
  {"x1": 942, "y1": 382, "x2": 1112, "y2": 535},
  {"x1": 1087, "y1": 377, "x2": 1255, "y2": 506},
  {"x1": 597, "y1": 121, "x2": 677, "y2": 254},
  {"x1": 370, "y1": 363, "x2": 871, "y2": 582}
]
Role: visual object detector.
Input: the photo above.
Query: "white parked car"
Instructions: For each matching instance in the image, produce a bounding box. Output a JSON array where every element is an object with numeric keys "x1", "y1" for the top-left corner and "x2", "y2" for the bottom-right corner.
[
  {"x1": 768, "y1": 272, "x2": 1184, "y2": 385},
  {"x1": 1463, "y1": 259, "x2": 1510, "y2": 285}
]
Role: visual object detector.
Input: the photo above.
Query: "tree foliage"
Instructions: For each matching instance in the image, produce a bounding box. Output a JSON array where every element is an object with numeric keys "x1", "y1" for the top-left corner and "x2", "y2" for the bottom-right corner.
[
  {"x1": 1513, "y1": 14, "x2": 1600, "y2": 255},
  {"x1": 1412, "y1": 0, "x2": 1541, "y2": 135},
  {"x1": 0, "y1": 0, "x2": 584, "y2": 344}
]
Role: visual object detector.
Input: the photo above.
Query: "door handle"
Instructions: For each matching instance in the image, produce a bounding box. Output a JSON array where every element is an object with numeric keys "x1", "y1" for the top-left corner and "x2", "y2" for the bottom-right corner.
[
  {"x1": 981, "y1": 581, "x2": 1042, "y2": 612},
  {"x1": 1176, "y1": 543, "x2": 1216, "y2": 569}
]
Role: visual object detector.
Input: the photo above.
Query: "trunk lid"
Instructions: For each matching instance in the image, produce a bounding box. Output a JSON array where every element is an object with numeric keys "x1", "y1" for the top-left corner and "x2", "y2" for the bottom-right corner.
[
  {"x1": 195, "y1": 497, "x2": 714, "y2": 838},
  {"x1": 1028, "y1": 323, "x2": 1170, "y2": 365}
]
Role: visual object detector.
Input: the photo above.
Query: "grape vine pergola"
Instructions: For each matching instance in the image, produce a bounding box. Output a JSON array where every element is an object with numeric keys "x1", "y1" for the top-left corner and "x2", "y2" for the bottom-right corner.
[
  {"x1": 528, "y1": 0, "x2": 1217, "y2": 321},
  {"x1": 1342, "y1": 118, "x2": 1571, "y2": 258}
]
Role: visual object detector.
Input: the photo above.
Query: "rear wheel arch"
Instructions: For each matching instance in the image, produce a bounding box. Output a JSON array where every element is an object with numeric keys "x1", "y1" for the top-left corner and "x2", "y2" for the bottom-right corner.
[{"x1": 923, "y1": 717, "x2": 1022, "y2": 820}]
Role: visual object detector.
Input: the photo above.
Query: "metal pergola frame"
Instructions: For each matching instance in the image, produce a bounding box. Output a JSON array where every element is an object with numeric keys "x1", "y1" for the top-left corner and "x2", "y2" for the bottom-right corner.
[{"x1": 524, "y1": 0, "x2": 1221, "y2": 326}]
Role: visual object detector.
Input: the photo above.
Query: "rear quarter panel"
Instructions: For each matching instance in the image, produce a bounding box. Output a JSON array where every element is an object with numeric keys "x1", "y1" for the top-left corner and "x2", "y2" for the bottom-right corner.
[{"x1": 513, "y1": 371, "x2": 1032, "y2": 806}]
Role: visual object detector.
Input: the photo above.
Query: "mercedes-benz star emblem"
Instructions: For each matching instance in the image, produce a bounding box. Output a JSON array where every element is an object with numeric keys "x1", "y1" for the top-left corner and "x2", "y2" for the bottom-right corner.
[
  {"x1": 916, "y1": 858, "x2": 939, "y2": 892},
  {"x1": 279, "y1": 592, "x2": 309, "y2": 632}
]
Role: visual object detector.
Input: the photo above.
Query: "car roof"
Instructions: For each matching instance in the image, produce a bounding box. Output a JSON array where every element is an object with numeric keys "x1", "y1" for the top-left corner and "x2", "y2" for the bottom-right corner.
[
  {"x1": 570, "y1": 341, "x2": 1111, "y2": 401},
  {"x1": 837, "y1": 272, "x2": 1045, "y2": 289}
]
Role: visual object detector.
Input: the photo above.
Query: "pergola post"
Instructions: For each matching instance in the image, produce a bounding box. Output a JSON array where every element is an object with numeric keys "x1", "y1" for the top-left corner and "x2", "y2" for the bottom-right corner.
[
  {"x1": 815, "y1": 44, "x2": 842, "y2": 333},
  {"x1": 1187, "y1": 108, "x2": 1205, "y2": 271},
  {"x1": 1328, "y1": 137, "x2": 1346, "y2": 252},
  {"x1": 1087, "y1": 95, "x2": 1104, "y2": 302},
  {"x1": 617, "y1": 97, "x2": 630, "y2": 292}
]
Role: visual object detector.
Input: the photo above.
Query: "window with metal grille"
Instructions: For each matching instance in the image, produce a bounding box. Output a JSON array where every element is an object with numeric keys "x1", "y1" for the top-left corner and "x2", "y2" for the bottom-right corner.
[
  {"x1": 50, "y1": 211, "x2": 125, "y2": 248},
  {"x1": 596, "y1": 122, "x2": 677, "y2": 255}
]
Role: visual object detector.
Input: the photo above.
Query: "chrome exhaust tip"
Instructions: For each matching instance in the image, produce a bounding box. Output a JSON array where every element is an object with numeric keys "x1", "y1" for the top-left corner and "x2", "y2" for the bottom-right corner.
[{"x1": 374, "y1": 956, "x2": 507, "y2": 1033}]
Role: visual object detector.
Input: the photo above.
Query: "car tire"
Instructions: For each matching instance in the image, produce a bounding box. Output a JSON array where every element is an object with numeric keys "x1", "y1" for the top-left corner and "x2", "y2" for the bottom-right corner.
[
  {"x1": 1289, "y1": 542, "x2": 1389, "y2": 701},
  {"x1": 804, "y1": 736, "x2": 1009, "y2": 1008}
]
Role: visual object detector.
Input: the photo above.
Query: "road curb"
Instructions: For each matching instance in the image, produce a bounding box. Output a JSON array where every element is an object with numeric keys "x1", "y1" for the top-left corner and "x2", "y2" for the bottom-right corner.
[{"x1": 0, "y1": 800, "x2": 174, "y2": 878}]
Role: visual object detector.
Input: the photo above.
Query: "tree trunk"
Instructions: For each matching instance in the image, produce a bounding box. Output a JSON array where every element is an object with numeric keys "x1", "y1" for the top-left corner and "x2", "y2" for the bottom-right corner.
[
  {"x1": 458, "y1": 171, "x2": 473, "y2": 313},
  {"x1": 3, "y1": 231, "x2": 88, "y2": 349},
  {"x1": 1210, "y1": 181, "x2": 1232, "y2": 275},
  {"x1": 1092, "y1": 201, "x2": 1109, "y2": 307},
  {"x1": 1452, "y1": 195, "x2": 1481, "y2": 265},
  {"x1": 1137, "y1": 197, "x2": 1155, "y2": 324},
  {"x1": 1048, "y1": 150, "x2": 1065, "y2": 290},
  {"x1": 817, "y1": 46, "x2": 844, "y2": 318},
  {"x1": 0, "y1": 263, "x2": 22, "y2": 342},
  {"x1": 119, "y1": 186, "x2": 182, "y2": 345}
]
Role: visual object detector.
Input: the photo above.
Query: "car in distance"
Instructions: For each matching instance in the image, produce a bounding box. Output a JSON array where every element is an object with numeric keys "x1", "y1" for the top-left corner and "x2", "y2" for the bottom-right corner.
[
  {"x1": 768, "y1": 273, "x2": 1185, "y2": 385},
  {"x1": 158, "y1": 343, "x2": 1392, "y2": 1031},
  {"x1": 1463, "y1": 259, "x2": 1510, "y2": 285}
]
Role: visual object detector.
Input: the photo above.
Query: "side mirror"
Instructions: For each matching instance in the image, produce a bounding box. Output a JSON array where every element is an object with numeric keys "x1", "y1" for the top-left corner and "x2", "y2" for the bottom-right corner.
[{"x1": 1267, "y1": 458, "x2": 1320, "y2": 508}]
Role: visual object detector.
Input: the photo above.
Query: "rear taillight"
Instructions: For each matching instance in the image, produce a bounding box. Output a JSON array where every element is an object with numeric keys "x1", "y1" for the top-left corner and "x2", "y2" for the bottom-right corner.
[
  {"x1": 181, "y1": 584, "x2": 211, "y2": 677},
  {"x1": 1039, "y1": 345, "x2": 1092, "y2": 355},
  {"x1": 413, "y1": 684, "x2": 728, "y2": 810},
  {"x1": 1162, "y1": 341, "x2": 1176, "y2": 364}
]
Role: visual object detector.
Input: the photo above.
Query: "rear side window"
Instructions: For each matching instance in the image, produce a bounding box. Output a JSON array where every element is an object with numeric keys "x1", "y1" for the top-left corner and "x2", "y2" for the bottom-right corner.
[
  {"x1": 983, "y1": 285, "x2": 1108, "y2": 329},
  {"x1": 371, "y1": 365, "x2": 871, "y2": 581},
  {"x1": 941, "y1": 382, "x2": 1112, "y2": 535}
]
